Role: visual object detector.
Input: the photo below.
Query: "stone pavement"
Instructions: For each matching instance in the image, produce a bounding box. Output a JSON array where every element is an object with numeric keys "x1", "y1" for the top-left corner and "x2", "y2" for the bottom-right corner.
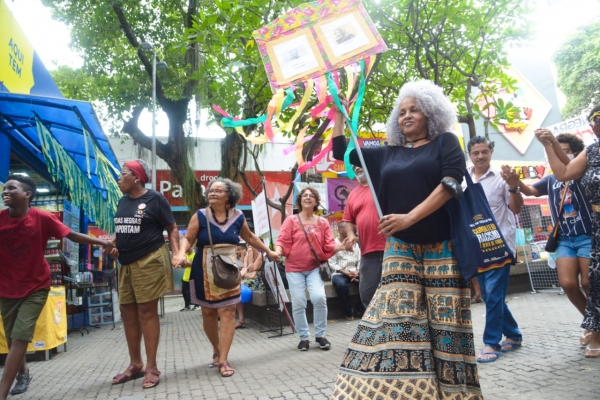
[{"x1": 3, "y1": 290, "x2": 600, "y2": 400}]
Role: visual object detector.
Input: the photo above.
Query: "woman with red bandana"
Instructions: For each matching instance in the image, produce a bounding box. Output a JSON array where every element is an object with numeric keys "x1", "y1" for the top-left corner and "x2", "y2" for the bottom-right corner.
[{"x1": 111, "y1": 159, "x2": 179, "y2": 389}]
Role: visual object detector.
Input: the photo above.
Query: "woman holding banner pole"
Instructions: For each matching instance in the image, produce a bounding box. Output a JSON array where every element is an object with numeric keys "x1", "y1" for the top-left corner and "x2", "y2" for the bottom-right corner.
[{"x1": 330, "y1": 80, "x2": 482, "y2": 399}]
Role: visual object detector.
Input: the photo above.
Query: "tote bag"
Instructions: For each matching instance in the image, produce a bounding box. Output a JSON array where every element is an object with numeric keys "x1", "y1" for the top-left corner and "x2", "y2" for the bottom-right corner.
[{"x1": 445, "y1": 172, "x2": 514, "y2": 280}]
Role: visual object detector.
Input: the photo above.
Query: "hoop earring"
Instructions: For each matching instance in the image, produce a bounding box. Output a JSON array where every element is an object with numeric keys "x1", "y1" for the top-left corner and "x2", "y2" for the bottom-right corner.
[{"x1": 135, "y1": 180, "x2": 139, "y2": 183}]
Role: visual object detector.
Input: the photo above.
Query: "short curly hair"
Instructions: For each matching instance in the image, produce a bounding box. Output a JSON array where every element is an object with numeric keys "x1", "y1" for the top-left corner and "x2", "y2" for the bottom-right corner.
[
  {"x1": 556, "y1": 133, "x2": 585, "y2": 154},
  {"x1": 295, "y1": 187, "x2": 320, "y2": 212},
  {"x1": 386, "y1": 80, "x2": 456, "y2": 146},
  {"x1": 207, "y1": 178, "x2": 243, "y2": 207}
]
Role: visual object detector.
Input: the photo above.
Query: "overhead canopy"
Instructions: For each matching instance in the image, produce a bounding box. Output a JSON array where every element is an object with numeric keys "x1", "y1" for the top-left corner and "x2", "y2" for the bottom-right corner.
[
  {"x1": 0, "y1": 92, "x2": 121, "y2": 231},
  {"x1": 0, "y1": 92, "x2": 120, "y2": 186}
]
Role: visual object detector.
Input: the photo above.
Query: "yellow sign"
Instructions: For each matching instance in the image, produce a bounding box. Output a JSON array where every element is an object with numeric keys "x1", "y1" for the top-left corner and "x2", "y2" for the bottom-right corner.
[
  {"x1": 0, "y1": 0, "x2": 35, "y2": 94},
  {"x1": 0, "y1": 287, "x2": 67, "y2": 353}
]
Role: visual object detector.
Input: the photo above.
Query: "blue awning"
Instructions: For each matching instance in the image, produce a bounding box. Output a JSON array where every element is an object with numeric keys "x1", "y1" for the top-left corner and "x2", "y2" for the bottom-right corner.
[{"x1": 0, "y1": 92, "x2": 120, "y2": 188}]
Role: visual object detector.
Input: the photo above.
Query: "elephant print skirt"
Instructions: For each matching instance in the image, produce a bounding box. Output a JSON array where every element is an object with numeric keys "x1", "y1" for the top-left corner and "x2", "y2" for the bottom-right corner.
[{"x1": 331, "y1": 237, "x2": 483, "y2": 400}]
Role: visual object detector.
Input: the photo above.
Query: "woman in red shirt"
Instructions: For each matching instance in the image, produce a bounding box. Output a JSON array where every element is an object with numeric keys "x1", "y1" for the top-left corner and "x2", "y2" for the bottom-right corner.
[{"x1": 275, "y1": 187, "x2": 344, "y2": 351}]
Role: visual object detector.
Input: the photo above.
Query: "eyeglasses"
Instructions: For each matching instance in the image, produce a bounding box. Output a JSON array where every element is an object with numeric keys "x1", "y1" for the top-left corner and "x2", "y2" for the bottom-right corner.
[
  {"x1": 301, "y1": 193, "x2": 316, "y2": 198},
  {"x1": 208, "y1": 189, "x2": 227, "y2": 194}
]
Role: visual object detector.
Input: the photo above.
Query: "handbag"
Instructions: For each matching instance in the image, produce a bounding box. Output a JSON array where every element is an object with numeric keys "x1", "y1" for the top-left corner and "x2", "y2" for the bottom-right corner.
[
  {"x1": 297, "y1": 215, "x2": 332, "y2": 282},
  {"x1": 445, "y1": 172, "x2": 515, "y2": 280},
  {"x1": 206, "y1": 208, "x2": 241, "y2": 289},
  {"x1": 545, "y1": 182, "x2": 570, "y2": 253}
]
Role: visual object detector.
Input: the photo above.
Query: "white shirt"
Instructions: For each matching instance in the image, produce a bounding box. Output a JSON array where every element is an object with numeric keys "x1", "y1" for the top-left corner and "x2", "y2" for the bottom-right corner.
[
  {"x1": 467, "y1": 165, "x2": 517, "y2": 256},
  {"x1": 328, "y1": 239, "x2": 361, "y2": 275}
]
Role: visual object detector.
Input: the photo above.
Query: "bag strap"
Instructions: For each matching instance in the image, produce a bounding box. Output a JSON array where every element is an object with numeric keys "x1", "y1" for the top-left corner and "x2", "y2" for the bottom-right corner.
[
  {"x1": 297, "y1": 215, "x2": 321, "y2": 266},
  {"x1": 206, "y1": 207, "x2": 216, "y2": 256},
  {"x1": 551, "y1": 181, "x2": 571, "y2": 238}
]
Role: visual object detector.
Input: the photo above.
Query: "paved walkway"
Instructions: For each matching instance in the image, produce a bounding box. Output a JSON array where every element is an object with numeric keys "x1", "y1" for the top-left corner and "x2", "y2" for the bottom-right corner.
[{"x1": 3, "y1": 290, "x2": 600, "y2": 399}]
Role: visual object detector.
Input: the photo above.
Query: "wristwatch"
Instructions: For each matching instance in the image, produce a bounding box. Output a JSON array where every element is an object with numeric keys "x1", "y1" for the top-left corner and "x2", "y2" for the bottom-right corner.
[{"x1": 508, "y1": 187, "x2": 521, "y2": 194}]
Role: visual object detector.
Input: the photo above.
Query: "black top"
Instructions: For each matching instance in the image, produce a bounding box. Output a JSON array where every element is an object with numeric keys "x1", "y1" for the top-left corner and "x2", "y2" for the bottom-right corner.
[
  {"x1": 114, "y1": 190, "x2": 175, "y2": 265},
  {"x1": 332, "y1": 133, "x2": 465, "y2": 244}
]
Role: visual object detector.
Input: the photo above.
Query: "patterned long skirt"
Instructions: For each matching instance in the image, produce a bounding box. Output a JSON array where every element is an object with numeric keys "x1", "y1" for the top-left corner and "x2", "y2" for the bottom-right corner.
[{"x1": 331, "y1": 237, "x2": 483, "y2": 400}]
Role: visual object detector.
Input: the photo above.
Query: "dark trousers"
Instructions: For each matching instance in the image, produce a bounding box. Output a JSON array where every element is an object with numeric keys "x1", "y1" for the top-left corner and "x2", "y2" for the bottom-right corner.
[
  {"x1": 359, "y1": 251, "x2": 384, "y2": 308},
  {"x1": 182, "y1": 280, "x2": 191, "y2": 308},
  {"x1": 332, "y1": 274, "x2": 365, "y2": 318}
]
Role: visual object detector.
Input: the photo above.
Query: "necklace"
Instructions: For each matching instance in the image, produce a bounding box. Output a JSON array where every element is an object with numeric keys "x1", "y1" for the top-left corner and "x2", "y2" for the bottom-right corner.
[
  {"x1": 210, "y1": 206, "x2": 229, "y2": 225},
  {"x1": 406, "y1": 136, "x2": 428, "y2": 148}
]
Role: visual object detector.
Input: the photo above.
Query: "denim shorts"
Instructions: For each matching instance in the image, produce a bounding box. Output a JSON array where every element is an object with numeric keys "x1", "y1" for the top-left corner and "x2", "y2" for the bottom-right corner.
[{"x1": 556, "y1": 234, "x2": 592, "y2": 259}]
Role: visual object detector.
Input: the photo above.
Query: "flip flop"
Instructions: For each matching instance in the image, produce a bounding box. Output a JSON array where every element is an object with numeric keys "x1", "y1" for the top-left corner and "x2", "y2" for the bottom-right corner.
[
  {"x1": 580, "y1": 331, "x2": 593, "y2": 347},
  {"x1": 209, "y1": 352, "x2": 220, "y2": 368},
  {"x1": 500, "y1": 340, "x2": 522, "y2": 352},
  {"x1": 476, "y1": 350, "x2": 502, "y2": 363},
  {"x1": 218, "y1": 362, "x2": 235, "y2": 377},
  {"x1": 235, "y1": 322, "x2": 246, "y2": 329},
  {"x1": 585, "y1": 346, "x2": 600, "y2": 358}
]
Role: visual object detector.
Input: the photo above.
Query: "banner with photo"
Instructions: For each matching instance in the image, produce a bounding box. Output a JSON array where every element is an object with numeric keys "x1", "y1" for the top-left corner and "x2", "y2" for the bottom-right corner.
[{"x1": 253, "y1": 0, "x2": 387, "y2": 90}]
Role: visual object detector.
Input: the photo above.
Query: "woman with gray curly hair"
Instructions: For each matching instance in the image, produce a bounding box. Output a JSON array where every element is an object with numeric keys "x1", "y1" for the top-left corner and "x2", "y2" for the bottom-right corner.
[
  {"x1": 330, "y1": 80, "x2": 482, "y2": 399},
  {"x1": 173, "y1": 178, "x2": 280, "y2": 377}
]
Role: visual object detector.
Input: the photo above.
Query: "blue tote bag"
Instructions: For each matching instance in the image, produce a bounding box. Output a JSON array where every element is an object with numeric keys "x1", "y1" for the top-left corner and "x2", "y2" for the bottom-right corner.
[{"x1": 445, "y1": 173, "x2": 514, "y2": 280}]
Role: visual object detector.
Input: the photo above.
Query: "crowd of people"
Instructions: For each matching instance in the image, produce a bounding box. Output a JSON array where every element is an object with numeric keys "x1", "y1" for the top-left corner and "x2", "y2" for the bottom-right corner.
[{"x1": 2, "y1": 82, "x2": 600, "y2": 399}]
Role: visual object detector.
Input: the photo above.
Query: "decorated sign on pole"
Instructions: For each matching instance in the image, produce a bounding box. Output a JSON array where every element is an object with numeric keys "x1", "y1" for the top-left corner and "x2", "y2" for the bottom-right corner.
[{"x1": 251, "y1": 190, "x2": 270, "y2": 237}]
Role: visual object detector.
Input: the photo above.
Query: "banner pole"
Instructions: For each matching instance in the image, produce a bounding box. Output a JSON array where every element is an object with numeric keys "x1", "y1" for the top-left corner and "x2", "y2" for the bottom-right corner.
[{"x1": 342, "y1": 117, "x2": 383, "y2": 219}]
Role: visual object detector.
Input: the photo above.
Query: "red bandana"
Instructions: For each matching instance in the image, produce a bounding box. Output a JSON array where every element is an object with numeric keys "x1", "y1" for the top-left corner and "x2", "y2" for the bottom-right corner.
[{"x1": 123, "y1": 161, "x2": 149, "y2": 184}]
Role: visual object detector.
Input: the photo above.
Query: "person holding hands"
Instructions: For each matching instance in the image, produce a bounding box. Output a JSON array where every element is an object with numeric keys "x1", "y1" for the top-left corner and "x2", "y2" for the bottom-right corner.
[{"x1": 0, "y1": 174, "x2": 115, "y2": 399}]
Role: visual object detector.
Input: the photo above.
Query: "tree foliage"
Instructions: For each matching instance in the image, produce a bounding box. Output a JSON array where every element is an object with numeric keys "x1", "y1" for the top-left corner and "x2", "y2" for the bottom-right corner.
[
  {"x1": 43, "y1": 0, "x2": 529, "y2": 217},
  {"x1": 554, "y1": 20, "x2": 600, "y2": 118}
]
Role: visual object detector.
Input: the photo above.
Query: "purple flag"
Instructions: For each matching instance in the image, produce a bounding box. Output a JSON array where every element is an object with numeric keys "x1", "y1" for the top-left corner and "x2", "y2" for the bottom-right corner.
[{"x1": 327, "y1": 178, "x2": 360, "y2": 212}]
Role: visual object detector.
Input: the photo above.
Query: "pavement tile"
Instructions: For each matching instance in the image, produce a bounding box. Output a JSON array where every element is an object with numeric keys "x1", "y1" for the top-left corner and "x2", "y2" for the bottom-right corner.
[{"x1": 2, "y1": 292, "x2": 600, "y2": 399}]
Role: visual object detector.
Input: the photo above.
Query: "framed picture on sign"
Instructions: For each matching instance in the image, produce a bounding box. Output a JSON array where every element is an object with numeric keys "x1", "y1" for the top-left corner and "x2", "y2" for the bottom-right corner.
[
  {"x1": 266, "y1": 30, "x2": 325, "y2": 85},
  {"x1": 313, "y1": 9, "x2": 379, "y2": 65}
]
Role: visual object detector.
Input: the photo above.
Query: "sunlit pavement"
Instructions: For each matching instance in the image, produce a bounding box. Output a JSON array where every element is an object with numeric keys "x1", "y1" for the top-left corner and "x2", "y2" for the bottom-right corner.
[{"x1": 3, "y1": 290, "x2": 600, "y2": 399}]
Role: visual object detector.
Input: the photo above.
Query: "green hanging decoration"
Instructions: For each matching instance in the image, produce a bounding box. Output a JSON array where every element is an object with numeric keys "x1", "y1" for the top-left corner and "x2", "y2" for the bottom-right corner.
[{"x1": 35, "y1": 116, "x2": 120, "y2": 233}]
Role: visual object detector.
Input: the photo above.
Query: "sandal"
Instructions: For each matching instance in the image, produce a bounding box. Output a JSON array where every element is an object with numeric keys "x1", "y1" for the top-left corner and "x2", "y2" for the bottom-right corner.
[
  {"x1": 585, "y1": 346, "x2": 600, "y2": 358},
  {"x1": 218, "y1": 362, "x2": 235, "y2": 377},
  {"x1": 209, "y1": 352, "x2": 220, "y2": 368},
  {"x1": 112, "y1": 364, "x2": 145, "y2": 385},
  {"x1": 142, "y1": 367, "x2": 161, "y2": 389},
  {"x1": 500, "y1": 340, "x2": 522, "y2": 352},
  {"x1": 580, "y1": 330, "x2": 593, "y2": 347},
  {"x1": 235, "y1": 322, "x2": 246, "y2": 329},
  {"x1": 476, "y1": 349, "x2": 502, "y2": 363},
  {"x1": 471, "y1": 296, "x2": 484, "y2": 304}
]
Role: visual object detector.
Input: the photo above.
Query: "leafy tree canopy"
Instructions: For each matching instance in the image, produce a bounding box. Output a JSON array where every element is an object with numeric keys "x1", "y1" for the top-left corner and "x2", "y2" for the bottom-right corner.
[
  {"x1": 554, "y1": 20, "x2": 600, "y2": 118},
  {"x1": 43, "y1": 0, "x2": 529, "y2": 213}
]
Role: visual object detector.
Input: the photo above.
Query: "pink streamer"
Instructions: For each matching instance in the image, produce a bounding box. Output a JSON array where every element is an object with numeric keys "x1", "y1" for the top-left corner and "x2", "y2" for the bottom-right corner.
[
  {"x1": 282, "y1": 135, "x2": 315, "y2": 155},
  {"x1": 298, "y1": 140, "x2": 333, "y2": 174}
]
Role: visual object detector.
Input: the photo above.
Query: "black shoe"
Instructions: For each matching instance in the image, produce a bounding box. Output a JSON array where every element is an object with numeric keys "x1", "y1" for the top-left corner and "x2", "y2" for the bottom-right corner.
[
  {"x1": 316, "y1": 337, "x2": 331, "y2": 350},
  {"x1": 180, "y1": 306, "x2": 190, "y2": 311},
  {"x1": 191, "y1": 305, "x2": 199, "y2": 311},
  {"x1": 298, "y1": 340, "x2": 309, "y2": 351},
  {"x1": 10, "y1": 373, "x2": 32, "y2": 395}
]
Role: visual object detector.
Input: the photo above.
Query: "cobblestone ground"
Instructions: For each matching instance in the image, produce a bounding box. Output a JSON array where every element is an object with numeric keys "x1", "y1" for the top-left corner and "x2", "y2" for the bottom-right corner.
[{"x1": 2, "y1": 291, "x2": 600, "y2": 399}]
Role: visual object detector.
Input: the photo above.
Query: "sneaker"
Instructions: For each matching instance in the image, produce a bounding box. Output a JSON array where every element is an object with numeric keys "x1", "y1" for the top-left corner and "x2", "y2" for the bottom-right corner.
[
  {"x1": 192, "y1": 305, "x2": 199, "y2": 311},
  {"x1": 298, "y1": 340, "x2": 309, "y2": 351},
  {"x1": 316, "y1": 337, "x2": 331, "y2": 350},
  {"x1": 10, "y1": 373, "x2": 32, "y2": 395},
  {"x1": 180, "y1": 306, "x2": 190, "y2": 311}
]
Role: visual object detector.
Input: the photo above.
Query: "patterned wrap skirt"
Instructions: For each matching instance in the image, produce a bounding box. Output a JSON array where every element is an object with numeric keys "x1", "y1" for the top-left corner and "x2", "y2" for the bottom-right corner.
[{"x1": 331, "y1": 237, "x2": 483, "y2": 400}]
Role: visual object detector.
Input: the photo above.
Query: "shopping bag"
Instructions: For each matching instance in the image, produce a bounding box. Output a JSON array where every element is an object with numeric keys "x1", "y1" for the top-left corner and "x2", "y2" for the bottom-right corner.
[{"x1": 445, "y1": 173, "x2": 514, "y2": 280}]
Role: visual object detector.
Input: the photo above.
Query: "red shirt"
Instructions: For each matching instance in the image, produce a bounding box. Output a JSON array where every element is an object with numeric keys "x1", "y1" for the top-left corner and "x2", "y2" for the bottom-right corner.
[
  {"x1": 343, "y1": 185, "x2": 386, "y2": 255},
  {"x1": 276, "y1": 215, "x2": 336, "y2": 273},
  {"x1": 0, "y1": 208, "x2": 71, "y2": 298}
]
